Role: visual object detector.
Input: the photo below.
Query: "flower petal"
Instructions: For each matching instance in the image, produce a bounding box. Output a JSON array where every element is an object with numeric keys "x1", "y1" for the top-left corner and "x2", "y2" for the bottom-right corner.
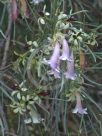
[
  {"x1": 64, "y1": 72, "x2": 77, "y2": 80},
  {"x1": 64, "y1": 51, "x2": 77, "y2": 80},
  {"x1": 48, "y1": 70, "x2": 61, "y2": 79},
  {"x1": 72, "y1": 107, "x2": 87, "y2": 115},
  {"x1": 32, "y1": 0, "x2": 44, "y2": 4},
  {"x1": 48, "y1": 42, "x2": 60, "y2": 70},
  {"x1": 72, "y1": 92, "x2": 87, "y2": 115},
  {"x1": 60, "y1": 39, "x2": 73, "y2": 61}
]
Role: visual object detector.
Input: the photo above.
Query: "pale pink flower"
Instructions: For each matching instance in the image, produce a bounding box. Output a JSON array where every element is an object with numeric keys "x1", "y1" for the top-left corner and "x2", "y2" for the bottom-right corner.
[
  {"x1": 11, "y1": 0, "x2": 18, "y2": 21},
  {"x1": 72, "y1": 92, "x2": 87, "y2": 115},
  {"x1": 47, "y1": 42, "x2": 60, "y2": 72},
  {"x1": 64, "y1": 51, "x2": 77, "y2": 80},
  {"x1": 43, "y1": 42, "x2": 61, "y2": 78},
  {"x1": 60, "y1": 39, "x2": 73, "y2": 61}
]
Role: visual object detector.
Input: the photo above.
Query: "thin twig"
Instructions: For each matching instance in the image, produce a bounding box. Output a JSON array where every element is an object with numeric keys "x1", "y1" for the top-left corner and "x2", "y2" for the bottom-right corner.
[
  {"x1": 0, "y1": 102, "x2": 9, "y2": 133},
  {"x1": 1, "y1": 2, "x2": 12, "y2": 68}
]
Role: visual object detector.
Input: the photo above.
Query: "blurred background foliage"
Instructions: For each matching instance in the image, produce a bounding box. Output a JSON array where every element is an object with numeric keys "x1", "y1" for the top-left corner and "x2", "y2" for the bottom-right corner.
[{"x1": 0, "y1": 0, "x2": 102, "y2": 136}]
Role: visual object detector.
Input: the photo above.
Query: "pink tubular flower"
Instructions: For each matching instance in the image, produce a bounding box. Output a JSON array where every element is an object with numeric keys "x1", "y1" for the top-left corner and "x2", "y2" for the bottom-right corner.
[
  {"x1": 60, "y1": 38, "x2": 73, "y2": 61},
  {"x1": 11, "y1": 0, "x2": 18, "y2": 22},
  {"x1": 64, "y1": 51, "x2": 77, "y2": 80},
  {"x1": 72, "y1": 92, "x2": 87, "y2": 115},
  {"x1": 47, "y1": 42, "x2": 60, "y2": 72}
]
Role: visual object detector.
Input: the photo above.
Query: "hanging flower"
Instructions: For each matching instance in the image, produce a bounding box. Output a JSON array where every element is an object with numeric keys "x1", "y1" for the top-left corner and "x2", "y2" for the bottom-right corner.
[
  {"x1": 43, "y1": 42, "x2": 61, "y2": 78},
  {"x1": 64, "y1": 51, "x2": 77, "y2": 80},
  {"x1": 60, "y1": 38, "x2": 73, "y2": 61},
  {"x1": 32, "y1": 0, "x2": 44, "y2": 5},
  {"x1": 11, "y1": 0, "x2": 18, "y2": 21},
  {"x1": 72, "y1": 92, "x2": 87, "y2": 115},
  {"x1": 47, "y1": 42, "x2": 60, "y2": 72}
]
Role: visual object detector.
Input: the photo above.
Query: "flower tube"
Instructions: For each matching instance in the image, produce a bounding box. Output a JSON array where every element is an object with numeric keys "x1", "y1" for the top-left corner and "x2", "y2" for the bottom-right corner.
[
  {"x1": 64, "y1": 51, "x2": 77, "y2": 80},
  {"x1": 60, "y1": 38, "x2": 73, "y2": 61},
  {"x1": 43, "y1": 42, "x2": 61, "y2": 78},
  {"x1": 11, "y1": 0, "x2": 18, "y2": 21},
  {"x1": 48, "y1": 42, "x2": 60, "y2": 72},
  {"x1": 72, "y1": 92, "x2": 87, "y2": 115}
]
